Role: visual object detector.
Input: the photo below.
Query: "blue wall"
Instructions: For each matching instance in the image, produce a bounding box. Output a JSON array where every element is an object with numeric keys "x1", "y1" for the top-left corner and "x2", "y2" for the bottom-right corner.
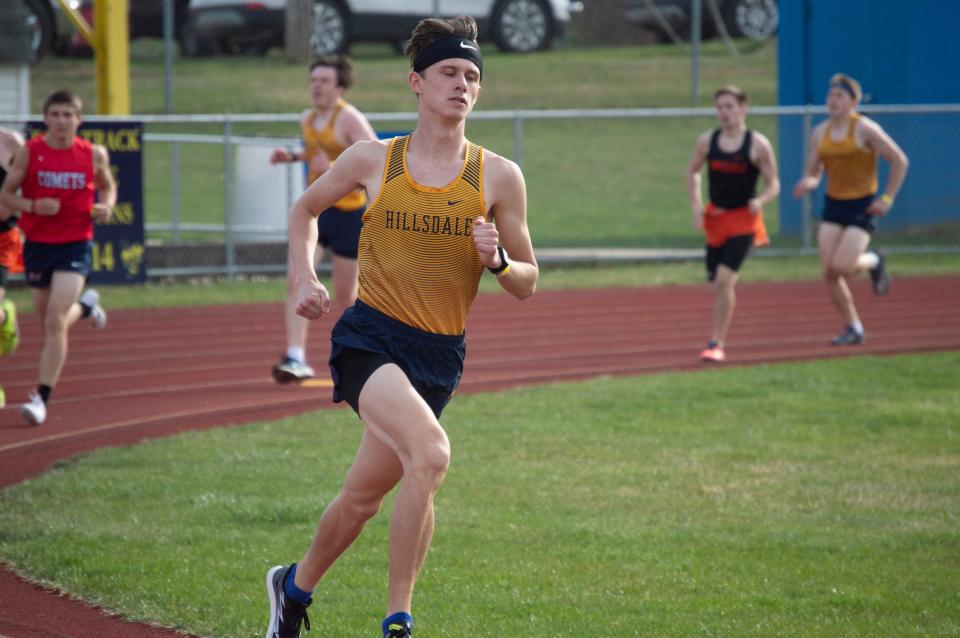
[{"x1": 777, "y1": 0, "x2": 960, "y2": 236}]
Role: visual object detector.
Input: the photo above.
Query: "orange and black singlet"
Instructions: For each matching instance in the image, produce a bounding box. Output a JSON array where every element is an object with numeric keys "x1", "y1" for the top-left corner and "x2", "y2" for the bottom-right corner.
[
  {"x1": 357, "y1": 135, "x2": 486, "y2": 336},
  {"x1": 818, "y1": 112, "x2": 878, "y2": 200},
  {"x1": 301, "y1": 99, "x2": 366, "y2": 210},
  {"x1": 707, "y1": 128, "x2": 760, "y2": 209}
]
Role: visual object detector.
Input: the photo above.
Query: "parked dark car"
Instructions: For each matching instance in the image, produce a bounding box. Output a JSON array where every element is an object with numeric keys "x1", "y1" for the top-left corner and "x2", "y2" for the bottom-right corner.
[
  {"x1": 22, "y1": 0, "x2": 78, "y2": 59},
  {"x1": 179, "y1": 0, "x2": 584, "y2": 57},
  {"x1": 26, "y1": 0, "x2": 190, "y2": 58},
  {"x1": 127, "y1": 0, "x2": 190, "y2": 39},
  {"x1": 179, "y1": 0, "x2": 284, "y2": 56},
  {"x1": 626, "y1": 0, "x2": 777, "y2": 42}
]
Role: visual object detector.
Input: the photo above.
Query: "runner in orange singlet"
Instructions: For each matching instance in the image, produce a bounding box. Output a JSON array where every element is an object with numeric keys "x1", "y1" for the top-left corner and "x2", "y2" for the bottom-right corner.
[{"x1": 686, "y1": 86, "x2": 780, "y2": 363}]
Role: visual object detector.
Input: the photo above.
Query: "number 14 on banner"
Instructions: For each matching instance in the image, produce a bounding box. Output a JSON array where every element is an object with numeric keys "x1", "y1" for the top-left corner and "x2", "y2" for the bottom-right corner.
[{"x1": 92, "y1": 241, "x2": 115, "y2": 272}]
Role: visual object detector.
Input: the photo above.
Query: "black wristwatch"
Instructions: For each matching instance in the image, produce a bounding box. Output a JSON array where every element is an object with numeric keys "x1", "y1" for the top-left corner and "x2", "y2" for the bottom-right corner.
[{"x1": 487, "y1": 245, "x2": 509, "y2": 275}]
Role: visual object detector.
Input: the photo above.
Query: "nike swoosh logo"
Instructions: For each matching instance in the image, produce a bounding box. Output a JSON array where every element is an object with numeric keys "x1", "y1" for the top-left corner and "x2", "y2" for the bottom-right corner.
[
  {"x1": 447, "y1": 200, "x2": 461, "y2": 206},
  {"x1": 459, "y1": 41, "x2": 478, "y2": 51}
]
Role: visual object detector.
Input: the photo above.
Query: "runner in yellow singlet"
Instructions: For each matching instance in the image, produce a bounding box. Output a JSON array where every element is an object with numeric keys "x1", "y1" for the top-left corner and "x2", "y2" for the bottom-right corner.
[
  {"x1": 263, "y1": 16, "x2": 537, "y2": 638},
  {"x1": 793, "y1": 73, "x2": 909, "y2": 345},
  {"x1": 269, "y1": 54, "x2": 377, "y2": 383}
]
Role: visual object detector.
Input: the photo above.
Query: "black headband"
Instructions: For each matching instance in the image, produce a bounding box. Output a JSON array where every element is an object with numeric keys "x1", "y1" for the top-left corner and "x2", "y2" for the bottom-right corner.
[
  {"x1": 830, "y1": 79, "x2": 857, "y2": 99},
  {"x1": 413, "y1": 36, "x2": 483, "y2": 80}
]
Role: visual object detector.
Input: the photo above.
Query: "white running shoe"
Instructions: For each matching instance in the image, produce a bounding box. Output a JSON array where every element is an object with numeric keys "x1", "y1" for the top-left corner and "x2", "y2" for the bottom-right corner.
[
  {"x1": 21, "y1": 392, "x2": 47, "y2": 426},
  {"x1": 79, "y1": 289, "x2": 108, "y2": 329},
  {"x1": 271, "y1": 356, "x2": 315, "y2": 384}
]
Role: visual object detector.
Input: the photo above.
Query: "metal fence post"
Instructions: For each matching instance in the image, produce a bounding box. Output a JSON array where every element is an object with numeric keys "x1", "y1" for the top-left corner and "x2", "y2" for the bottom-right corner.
[
  {"x1": 171, "y1": 141, "x2": 181, "y2": 242},
  {"x1": 513, "y1": 112, "x2": 523, "y2": 168},
  {"x1": 691, "y1": 0, "x2": 702, "y2": 106},
  {"x1": 223, "y1": 116, "x2": 236, "y2": 280},
  {"x1": 285, "y1": 160, "x2": 293, "y2": 218},
  {"x1": 162, "y1": 0, "x2": 174, "y2": 113},
  {"x1": 801, "y1": 107, "x2": 813, "y2": 249}
]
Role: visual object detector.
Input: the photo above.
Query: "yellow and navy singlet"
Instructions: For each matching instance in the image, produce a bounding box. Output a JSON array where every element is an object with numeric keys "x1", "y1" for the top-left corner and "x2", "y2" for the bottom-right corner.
[
  {"x1": 357, "y1": 135, "x2": 487, "y2": 336},
  {"x1": 818, "y1": 112, "x2": 878, "y2": 200},
  {"x1": 301, "y1": 99, "x2": 366, "y2": 210}
]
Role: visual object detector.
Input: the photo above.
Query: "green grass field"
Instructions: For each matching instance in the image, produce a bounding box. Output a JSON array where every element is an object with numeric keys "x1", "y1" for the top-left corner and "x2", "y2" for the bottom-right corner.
[
  {"x1": 30, "y1": 40, "x2": 778, "y2": 113},
  {"x1": 2, "y1": 353, "x2": 958, "y2": 637}
]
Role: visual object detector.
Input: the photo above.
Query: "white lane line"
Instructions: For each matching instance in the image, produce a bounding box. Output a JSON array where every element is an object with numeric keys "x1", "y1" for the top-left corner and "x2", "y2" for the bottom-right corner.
[{"x1": 0, "y1": 392, "x2": 331, "y2": 455}]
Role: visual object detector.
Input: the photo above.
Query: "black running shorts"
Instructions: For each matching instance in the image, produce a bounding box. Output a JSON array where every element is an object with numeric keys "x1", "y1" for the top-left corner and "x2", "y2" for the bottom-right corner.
[{"x1": 705, "y1": 233, "x2": 754, "y2": 281}]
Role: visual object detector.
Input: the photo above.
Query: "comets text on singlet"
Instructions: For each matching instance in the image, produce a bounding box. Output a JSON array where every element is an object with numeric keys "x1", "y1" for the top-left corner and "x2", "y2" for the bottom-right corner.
[{"x1": 36, "y1": 170, "x2": 87, "y2": 189}]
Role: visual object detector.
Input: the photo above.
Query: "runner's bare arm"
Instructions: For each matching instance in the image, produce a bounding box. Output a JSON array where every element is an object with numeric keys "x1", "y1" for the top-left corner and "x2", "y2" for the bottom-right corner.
[
  {"x1": 793, "y1": 124, "x2": 824, "y2": 198},
  {"x1": 750, "y1": 132, "x2": 781, "y2": 211},
  {"x1": 686, "y1": 131, "x2": 711, "y2": 228},
  {"x1": 477, "y1": 153, "x2": 537, "y2": 300},
  {"x1": 861, "y1": 118, "x2": 909, "y2": 216},
  {"x1": 342, "y1": 108, "x2": 379, "y2": 145},
  {"x1": 288, "y1": 140, "x2": 384, "y2": 319},
  {"x1": 0, "y1": 145, "x2": 33, "y2": 218},
  {"x1": 270, "y1": 109, "x2": 311, "y2": 164},
  {"x1": 92, "y1": 144, "x2": 117, "y2": 222}
]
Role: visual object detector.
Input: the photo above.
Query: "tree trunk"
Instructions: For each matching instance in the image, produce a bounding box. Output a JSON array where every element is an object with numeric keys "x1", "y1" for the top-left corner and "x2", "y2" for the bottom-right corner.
[{"x1": 284, "y1": 0, "x2": 312, "y2": 63}]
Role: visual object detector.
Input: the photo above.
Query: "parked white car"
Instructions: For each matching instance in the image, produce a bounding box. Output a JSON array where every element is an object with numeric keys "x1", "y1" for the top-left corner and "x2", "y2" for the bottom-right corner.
[{"x1": 181, "y1": 0, "x2": 583, "y2": 57}]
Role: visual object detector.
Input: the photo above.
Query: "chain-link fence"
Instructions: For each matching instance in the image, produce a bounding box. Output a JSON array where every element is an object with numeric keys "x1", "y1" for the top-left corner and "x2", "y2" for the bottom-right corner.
[
  {"x1": 29, "y1": 0, "x2": 780, "y2": 62},
  {"x1": 33, "y1": 0, "x2": 591, "y2": 61},
  {"x1": 6, "y1": 103, "x2": 957, "y2": 278}
]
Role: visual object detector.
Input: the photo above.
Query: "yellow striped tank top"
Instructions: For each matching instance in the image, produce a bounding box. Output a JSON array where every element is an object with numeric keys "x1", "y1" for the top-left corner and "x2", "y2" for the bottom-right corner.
[
  {"x1": 818, "y1": 112, "x2": 878, "y2": 200},
  {"x1": 301, "y1": 99, "x2": 367, "y2": 210},
  {"x1": 358, "y1": 135, "x2": 487, "y2": 335}
]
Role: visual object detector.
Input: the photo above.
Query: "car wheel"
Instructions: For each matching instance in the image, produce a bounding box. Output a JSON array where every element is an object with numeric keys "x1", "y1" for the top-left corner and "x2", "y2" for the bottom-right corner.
[
  {"x1": 493, "y1": 0, "x2": 554, "y2": 53},
  {"x1": 23, "y1": 0, "x2": 55, "y2": 60},
  {"x1": 723, "y1": 0, "x2": 778, "y2": 41},
  {"x1": 179, "y1": 18, "x2": 216, "y2": 57},
  {"x1": 311, "y1": 0, "x2": 348, "y2": 56}
]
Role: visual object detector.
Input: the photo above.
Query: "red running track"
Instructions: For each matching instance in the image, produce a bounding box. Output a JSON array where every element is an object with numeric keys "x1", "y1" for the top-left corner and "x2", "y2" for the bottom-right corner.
[{"x1": 1, "y1": 277, "x2": 959, "y2": 637}]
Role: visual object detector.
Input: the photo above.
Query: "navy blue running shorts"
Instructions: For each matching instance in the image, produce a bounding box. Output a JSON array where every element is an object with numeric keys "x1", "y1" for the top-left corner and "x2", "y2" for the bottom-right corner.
[
  {"x1": 317, "y1": 206, "x2": 364, "y2": 259},
  {"x1": 821, "y1": 194, "x2": 877, "y2": 233},
  {"x1": 23, "y1": 240, "x2": 92, "y2": 288},
  {"x1": 329, "y1": 300, "x2": 466, "y2": 419}
]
